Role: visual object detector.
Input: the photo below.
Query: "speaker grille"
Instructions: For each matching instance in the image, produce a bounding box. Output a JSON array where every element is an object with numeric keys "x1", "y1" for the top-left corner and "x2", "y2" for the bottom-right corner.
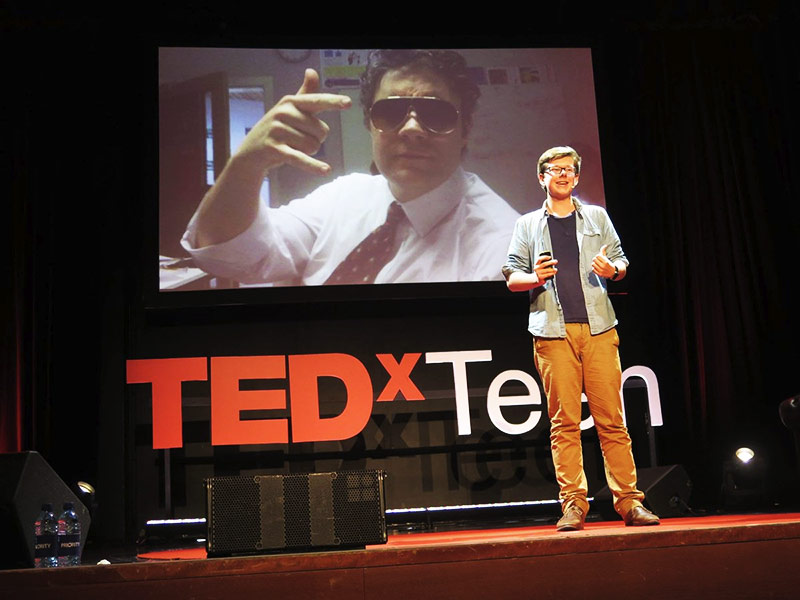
[
  {"x1": 283, "y1": 476, "x2": 311, "y2": 548},
  {"x1": 205, "y1": 470, "x2": 387, "y2": 557},
  {"x1": 207, "y1": 477, "x2": 261, "y2": 554},
  {"x1": 333, "y1": 471, "x2": 385, "y2": 544}
]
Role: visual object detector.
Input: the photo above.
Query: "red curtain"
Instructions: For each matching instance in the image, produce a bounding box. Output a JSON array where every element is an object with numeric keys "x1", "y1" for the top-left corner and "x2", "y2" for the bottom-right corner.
[{"x1": 1, "y1": 264, "x2": 24, "y2": 454}]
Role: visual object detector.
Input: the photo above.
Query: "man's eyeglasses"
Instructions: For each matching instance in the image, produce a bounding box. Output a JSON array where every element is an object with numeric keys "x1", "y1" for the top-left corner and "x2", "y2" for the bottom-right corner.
[
  {"x1": 543, "y1": 165, "x2": 578, "y2": 177},
  {"x1": 370, "y1": 96, "x2": 460, "y2": 135}
]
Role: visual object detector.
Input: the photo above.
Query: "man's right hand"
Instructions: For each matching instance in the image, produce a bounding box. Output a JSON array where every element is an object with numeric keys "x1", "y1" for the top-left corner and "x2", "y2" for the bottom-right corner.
[
  {"x1": 534, "y1": 254, "x2": 558, "y2": 282},
  {"x1": 234, "y1": 68, "x2": 352, "y2": 176},
  {"x1": 505, "y1": 254, "x2": 558, "y2": 292},
  {"x1": 191, "y1": 69, "x2": 351, "y2": 247}
]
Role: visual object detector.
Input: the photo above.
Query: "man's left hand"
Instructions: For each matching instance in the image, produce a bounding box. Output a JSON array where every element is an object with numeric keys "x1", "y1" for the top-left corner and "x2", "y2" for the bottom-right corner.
[{"x1": 592, "y1": 245, "x2": 617, "y2": 279}]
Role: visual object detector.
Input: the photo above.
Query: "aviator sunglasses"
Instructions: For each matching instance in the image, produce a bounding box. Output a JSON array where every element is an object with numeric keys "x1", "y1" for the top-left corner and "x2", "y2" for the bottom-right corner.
[{"x1": 369, "y1": 96, "x2": 460, "y2": 135}]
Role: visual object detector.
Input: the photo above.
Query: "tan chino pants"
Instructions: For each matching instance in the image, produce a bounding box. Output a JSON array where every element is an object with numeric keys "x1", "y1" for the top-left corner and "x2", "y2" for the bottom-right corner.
[{"x1": 534, "y1": 324, "x2": 645, "y2": 516}]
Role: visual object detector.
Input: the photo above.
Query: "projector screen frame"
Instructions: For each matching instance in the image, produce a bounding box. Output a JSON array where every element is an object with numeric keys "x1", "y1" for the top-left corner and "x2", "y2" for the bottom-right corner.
[{"x1": 143, "y1": 39, "x2": 608, "y2": 313}]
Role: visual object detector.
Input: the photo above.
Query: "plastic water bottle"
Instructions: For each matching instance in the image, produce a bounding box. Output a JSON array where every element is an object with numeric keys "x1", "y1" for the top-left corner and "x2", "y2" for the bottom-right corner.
[
  {"x1": 57, "y1": 502, "x2": 81, "y2": 567},
  {"x1": 34, "y1": 503, "x2": 58, "y2": 568}
]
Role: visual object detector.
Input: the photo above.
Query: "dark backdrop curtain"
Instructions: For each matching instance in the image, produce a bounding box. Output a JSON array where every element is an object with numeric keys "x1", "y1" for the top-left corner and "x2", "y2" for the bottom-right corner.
[
  {"x1": 2, "y1": 31, "x2": 60, "y2": 456},
  {"x1": 2, "y1": 62, "x2": 42, "y2": 455},
  {"x1": 1, "y1": 23, "x2": 126, "y2": 493},
  {"x1": 0, "y1": 178, "x2": 25, "y2": 454},
  {"x1": 596, "y1": 10, "x2": 800, "y2": 501}
]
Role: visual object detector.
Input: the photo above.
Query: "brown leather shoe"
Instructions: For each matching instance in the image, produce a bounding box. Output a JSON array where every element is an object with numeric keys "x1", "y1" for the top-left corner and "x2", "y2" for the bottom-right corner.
[
  {"x1": 624, "y1": 506, "x2": 660, "y2": 526},
  {"x1": 556, "y1": 506, "x2": 585, "y2": 531}
]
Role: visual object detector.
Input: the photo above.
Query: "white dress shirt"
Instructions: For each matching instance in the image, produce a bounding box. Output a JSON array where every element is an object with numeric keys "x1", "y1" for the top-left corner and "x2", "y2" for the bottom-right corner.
[{"x1": 181, "y1": 168, "x2": 519, "y2": 286}]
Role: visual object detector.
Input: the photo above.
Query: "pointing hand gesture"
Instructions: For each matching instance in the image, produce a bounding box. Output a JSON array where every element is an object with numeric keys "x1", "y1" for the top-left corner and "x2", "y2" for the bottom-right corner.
[
  {"x1": 191, "y1": 69, "x2": 353, "y2": 247},
  {"x1": 235, "y1": 69, "x2": 352, "y2": 176}
]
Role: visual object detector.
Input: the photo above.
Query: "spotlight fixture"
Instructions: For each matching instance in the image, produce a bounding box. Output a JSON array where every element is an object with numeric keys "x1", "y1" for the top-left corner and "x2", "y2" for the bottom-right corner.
[
  {"x1": 77, "y1": 481, "x2": 96, "y2": 496},
  {"x1": 721, "y1": 446, "x2": 767, "y2": 511},
  {"x1": 735, "y1": 447, "x2": 755, "y2": 464},
  {"x1": 779, "y1": 394, "x2": 800, "y2": 480},
  {"x1": 73, "y1": 480, "x2": 98, "y2": 519}
]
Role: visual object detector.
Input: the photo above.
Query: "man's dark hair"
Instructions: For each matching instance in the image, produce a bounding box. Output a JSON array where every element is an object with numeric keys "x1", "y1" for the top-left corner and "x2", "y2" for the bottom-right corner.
[{"x1": 360, "y1": 49, "x2": 480, "y2": 135}]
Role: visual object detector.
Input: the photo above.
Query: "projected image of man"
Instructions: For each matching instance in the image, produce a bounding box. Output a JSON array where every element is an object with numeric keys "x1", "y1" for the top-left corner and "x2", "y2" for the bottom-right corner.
[{"x1": 182, "y1": 49, "x2": 519, "y2": 286}]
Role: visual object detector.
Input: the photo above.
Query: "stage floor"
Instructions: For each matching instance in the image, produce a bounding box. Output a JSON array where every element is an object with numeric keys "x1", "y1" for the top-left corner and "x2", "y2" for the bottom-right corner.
[{"x1": 3, "y1": 512, "x2": 800, "y2": 599}]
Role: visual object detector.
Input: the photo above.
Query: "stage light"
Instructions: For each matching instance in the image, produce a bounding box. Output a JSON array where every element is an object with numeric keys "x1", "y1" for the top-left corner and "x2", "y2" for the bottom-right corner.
[
  {"x1": 735, "y1": 448, "x2": 755, "y2": 464},
  {"x1": 77, "y1": 481, "x2": 94, "y2": 494},
  {"x1": 779, "y1": 393, "x2": 800, "y2": 480},
  {"x1": 721, "y1": 446, "x2": 767, "y2": 512},
  {"x1": 73, "y1": 480, "x2": 98, "y2": 518},
  {"x1": 143, "y1": 518, "x2": 207, "y2": 548},
  {"x1": 779, "y1": 394, "x2": 800, "y2": 430},
  {"x1": 386, "y1": 498, "x2": 568, "y2": 533},
  {"x1": 385, "y1": 498, "x2": 562, "y2": 515}
]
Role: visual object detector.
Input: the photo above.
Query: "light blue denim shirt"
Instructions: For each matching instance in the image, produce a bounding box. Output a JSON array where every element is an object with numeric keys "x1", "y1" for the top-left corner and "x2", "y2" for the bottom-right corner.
[{"x1": 503, "y1": 198, "x2": 629, "y2": 338}]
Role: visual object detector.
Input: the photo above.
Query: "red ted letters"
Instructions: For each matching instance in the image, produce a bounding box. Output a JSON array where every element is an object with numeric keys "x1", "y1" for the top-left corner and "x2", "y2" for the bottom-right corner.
[{"x1": 126, "y1": 353, "x2": 424, "y2": 449}]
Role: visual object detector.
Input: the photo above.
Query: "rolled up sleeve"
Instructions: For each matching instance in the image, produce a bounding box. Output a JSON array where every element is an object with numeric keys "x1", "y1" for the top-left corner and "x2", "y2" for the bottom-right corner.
[{"x1": 502, "y1": 217, "x2": 533, "y2": 280}]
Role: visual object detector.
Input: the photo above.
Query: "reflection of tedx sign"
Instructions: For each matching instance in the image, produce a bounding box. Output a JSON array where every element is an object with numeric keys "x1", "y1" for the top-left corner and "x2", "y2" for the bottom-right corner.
[{"x1": 126, "y1": 351, "x2": 663, "y2": 450}]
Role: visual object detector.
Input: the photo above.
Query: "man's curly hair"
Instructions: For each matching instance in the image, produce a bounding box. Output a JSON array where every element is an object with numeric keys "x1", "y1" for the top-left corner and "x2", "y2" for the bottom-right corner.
[{"x1": 360, "y1": 49, "x2": 480, "y2": 135}]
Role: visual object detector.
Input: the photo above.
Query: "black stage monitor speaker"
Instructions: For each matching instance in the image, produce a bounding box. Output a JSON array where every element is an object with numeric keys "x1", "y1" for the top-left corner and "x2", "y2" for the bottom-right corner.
[
  {"x1": 205, "y1": 470, "x2": 387, "y2": 557},
  {"x1": 595, "y1": 464, "x2": 692, "y2": 518},
  {"x1": 0, "y1": 451, "x2": 92, "y2": 569}
]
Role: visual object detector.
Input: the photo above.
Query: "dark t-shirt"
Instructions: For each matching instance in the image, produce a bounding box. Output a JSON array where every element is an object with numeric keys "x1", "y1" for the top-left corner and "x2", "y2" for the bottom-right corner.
[{"x1": 548, "y1": 212, "x2": 589, "y2": 323}]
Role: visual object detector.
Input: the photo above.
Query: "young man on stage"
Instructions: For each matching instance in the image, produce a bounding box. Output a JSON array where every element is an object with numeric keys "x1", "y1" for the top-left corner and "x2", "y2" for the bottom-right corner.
[{"x1": 503, "y1": 146, "x2": 660, "y2": 531}]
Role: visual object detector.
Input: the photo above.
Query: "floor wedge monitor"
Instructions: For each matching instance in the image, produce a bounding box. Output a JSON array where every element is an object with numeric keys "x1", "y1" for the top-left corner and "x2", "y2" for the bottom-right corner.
[{"x1": 0, "y1": 451, "x2": 92, "y2": 569}]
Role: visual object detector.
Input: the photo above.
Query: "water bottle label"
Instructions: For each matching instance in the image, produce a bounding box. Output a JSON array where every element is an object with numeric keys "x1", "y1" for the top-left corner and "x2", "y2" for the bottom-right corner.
[
  {"x1": 59, "y1": 534, "x2": 80, "y2": 557},
  {"x1": 34, "y1": 534, "x2": 57, "y2": 558}
]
